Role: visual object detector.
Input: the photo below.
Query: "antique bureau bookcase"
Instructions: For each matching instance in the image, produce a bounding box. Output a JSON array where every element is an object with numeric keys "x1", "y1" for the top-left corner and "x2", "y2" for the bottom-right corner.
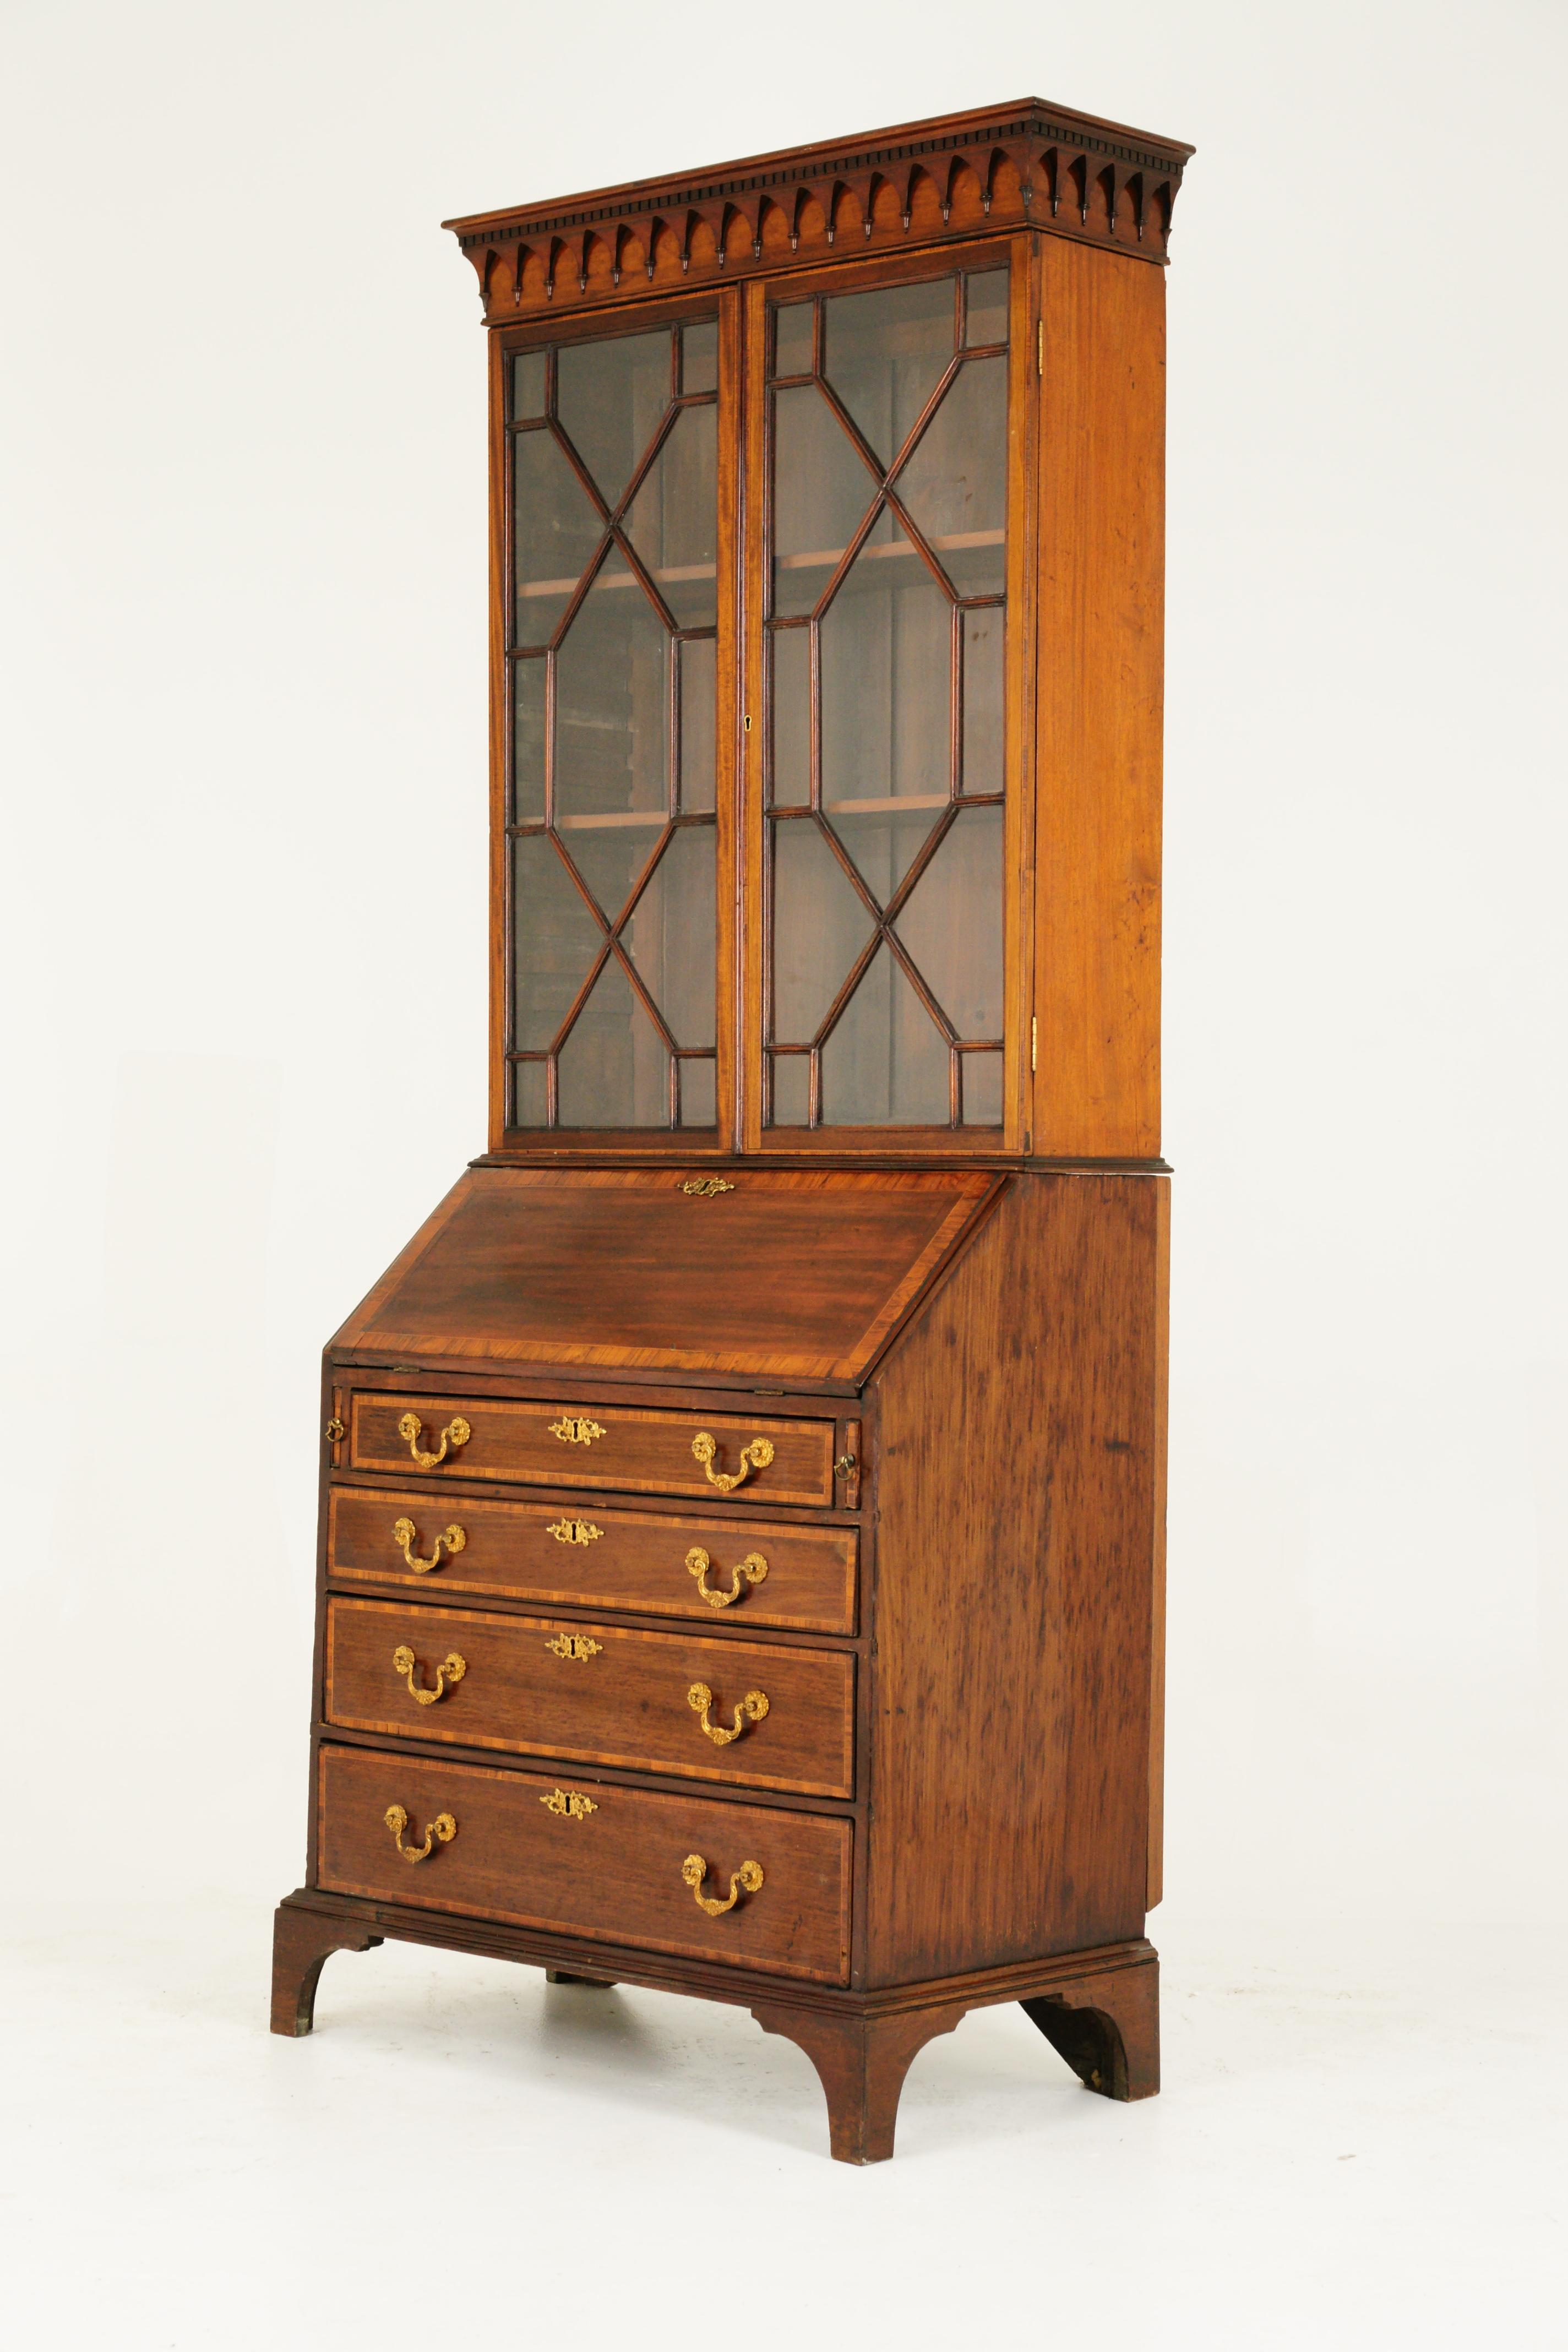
[{"x1": 271, "y1": 97, "x2": 1190, "y2": 2164}]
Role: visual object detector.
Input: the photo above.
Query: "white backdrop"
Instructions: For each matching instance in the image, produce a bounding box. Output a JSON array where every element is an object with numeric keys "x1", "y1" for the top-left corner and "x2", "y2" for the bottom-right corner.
[{"x1": 3, "y1": 0, "x2": 1564, "y2": 1941}]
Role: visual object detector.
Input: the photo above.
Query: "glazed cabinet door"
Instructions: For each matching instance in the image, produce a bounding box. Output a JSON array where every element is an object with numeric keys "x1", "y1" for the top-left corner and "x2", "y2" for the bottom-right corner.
[
  {"x1": 498, "y1": 295, "x2": 738, "y2": 1145},
  {"x1": 743, "y1": 238, "x2": 1032, "y2": 1151}
]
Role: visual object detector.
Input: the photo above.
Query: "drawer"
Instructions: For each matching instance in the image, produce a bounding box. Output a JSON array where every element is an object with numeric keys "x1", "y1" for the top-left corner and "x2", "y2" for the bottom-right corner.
[
  {"x1": 348, "y1": 1392, "x2": 836, "y2": 1507},
  {"x1": 326, "y1": 1485, "x2": 857, "y2": 1634},
  {"x1": 316, "y1": 1742, "x2": 851, "y2": 1982},
  {"x1": 325, "y1": 1598, "x2": 853, "y2": 1797}
]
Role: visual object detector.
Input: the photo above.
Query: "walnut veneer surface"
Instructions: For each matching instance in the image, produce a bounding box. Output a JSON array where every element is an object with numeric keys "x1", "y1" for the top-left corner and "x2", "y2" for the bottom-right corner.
[{"x1": 274, "y1": 99, "x2": 1183, "y2": 2163}]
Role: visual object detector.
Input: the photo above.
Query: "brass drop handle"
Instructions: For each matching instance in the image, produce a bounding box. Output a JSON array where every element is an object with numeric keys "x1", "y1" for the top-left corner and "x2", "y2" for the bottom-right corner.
[
  {"x1": 392, "y1": 1644, "x2": 466, "y2": 1706},
  {"x1": 391, "y1": 1516, "x2": 467, "y2": 1574},
  {"x1": 683, "y1": 1854, "x2": 763, "y2": 1916},
  {"x1": 688, "y1": 1681, "x2": 769, "y2": 1745},
  {"x1": 686, "y1": 1545, "x2": 769, "y2": 1609},
  {"x1": 398, "y1": 1412, "x2": 471, "y2": 1469},
  {"x1": 692, "y1": 1431, "x2": 775, "y2": 1492},
  {"x1": 384, "y1": 1804, "x2": 456, "y2": 1862}
]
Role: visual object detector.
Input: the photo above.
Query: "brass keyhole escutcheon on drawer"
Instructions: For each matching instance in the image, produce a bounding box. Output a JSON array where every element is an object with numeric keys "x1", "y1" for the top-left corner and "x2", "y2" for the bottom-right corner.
[
  {"x1": 540, "y1": 1788, "x2": 598, "y2": 1820},
  {"x1": 682, "y1": 1854, "x2": 764, "y2": 1917},
  {"x1": 688, "y1": 1682, "x2": 769, "y2": 1745},
  {"x1": 397, "y1": 1412, "x2": 471, "y2": 1469},
  {"x1": 391, "y1": 1517, "x2": 466, "y2": 1574},
  {"x1": 384, "y1": 1804, "x2": 456, "y2": 1862},
  {"x1": 545, "y1": 1632, "x2": 603, "y2": 1661},
  {"x1": 685, "y1": 1545, "x2": 769, "y2": 1608},
  {"x1": 549, "y1": 1415, "x2": 605, "y2": 1445},
  {"x1": 692, "y1": 1431, "x2": 775, "y2": 1492},
  {"x1": 547, "y1": 1518, "x2": 603, "y2": 1546},
  {"x1": 391, "y1": 1645, "x2": 466, "y2": 1706}
]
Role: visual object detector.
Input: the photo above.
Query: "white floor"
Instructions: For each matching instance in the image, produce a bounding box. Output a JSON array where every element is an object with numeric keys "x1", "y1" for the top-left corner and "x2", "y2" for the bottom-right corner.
[{"x1": 3, "y1": 1901, "x2": 1560, "y2": 2351}]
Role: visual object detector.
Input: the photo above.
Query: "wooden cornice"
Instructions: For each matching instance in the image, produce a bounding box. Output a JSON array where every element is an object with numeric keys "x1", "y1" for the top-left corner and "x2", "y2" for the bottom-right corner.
[{"x1": 443, "y1": 97, "x2": 1194, "y2": 324}]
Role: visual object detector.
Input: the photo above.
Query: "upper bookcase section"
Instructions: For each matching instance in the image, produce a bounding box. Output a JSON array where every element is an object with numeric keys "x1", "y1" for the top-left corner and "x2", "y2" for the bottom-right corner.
[{"x1": 443, "y1": 98, "x2": 1194, "y2": 325}]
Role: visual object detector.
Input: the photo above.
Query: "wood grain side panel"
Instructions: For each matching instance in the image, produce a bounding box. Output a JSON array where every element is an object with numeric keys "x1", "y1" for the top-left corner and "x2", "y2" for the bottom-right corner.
[
  {"x1": 328, "y1": 1485, "x2": 858, "y2": 1632},
  {"x1": 350, "y1": 1395, "x2": 835, "y2": 1505},
  {"x1": 1146, "y1": 1178, "x2": 1170, "y2": 1908},
  {"x1": 864, "y1": 1170, "x2": 1166, "y2": 1983},
  {"x1": 1034, "y1": 241, "x2": 1165, "y2": 1158},
  {"x1": 317, "y1": 1743, "x2": 852, "y2": 1981},
  {"x1": 325, "y1": 1598, "x2": 855, "y2": 1797}
]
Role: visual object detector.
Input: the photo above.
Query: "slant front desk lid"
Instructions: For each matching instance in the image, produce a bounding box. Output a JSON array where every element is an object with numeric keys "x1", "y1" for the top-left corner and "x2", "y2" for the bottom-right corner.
[{"x1": 332, "y1": 1167, "x2": 1002, "y2": 1386}]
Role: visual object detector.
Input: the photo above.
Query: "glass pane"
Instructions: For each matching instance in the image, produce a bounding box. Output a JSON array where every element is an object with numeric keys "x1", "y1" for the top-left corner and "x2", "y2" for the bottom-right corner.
[
  {"x1": 820, "y1": 545, "x2": 951, "y2": 805},
  {"x1": 962, "y1": 1049, "x2": 1003, "y2": 1125},
  {"x1": 772, "y1": 819, "x2": 873, "y2": 1043},
  {"x1": 513, "y1": 657, "x2": 547, "y2": 823},
  {"x1": 893, "y1": 356, "x2": 1007, "y2": 596},
  {"x1": 771, "y1": 1053, "x2": 810, "y2": 1125},
  {"x1": 512, "y1": 350, "x2": 548, "y2": 419},
  {"x1": 554, "y1": 563, "x2": 670, "y2": 821},
  {"x1": 820, "y1": 943, "x2": 950, "y2": 1126},
  {"x1": 679, "y1": 637, "x2": 715, "y2": 813},
  {"x1": 961, "y1": 608, "x2": 1004, "y2": 794},
  {"x1": 556, "y1": 329, "x2": 671, "y2": 507},
  {"x1": 681, "y1": 319, "x2": 717, "y2": 395},
  {"x1": 679, "y1": 1057, "x2": 716, "y2": 1127},
  {"x1": 511, "y1": 1059, "x2": 548, "y2": 1127},
  {"x1": 770, "y1": 628, "x2": 810, "y2": 806},
  {"x1": 624, "y1": 825, "x2": 716, "y2": 1047},
  {"x1": 511, "y1": 834, "x2": 604, "y2": 1050},
  {"x1": 822, "y1": 277, "x2": 955, "y2": 464},
  {"x1": 556, "y1": 953, "x2": 671, "y2": 1128},
  {"x1": 773, "y1": 301, "x2": 813, "y2": 377},
  {"x1": 894, "y1": 807, "x2": 1005, "y2": 1037},
  {"x1": 513, "y1": 429, "x2": 604, "y2": 647},
  {"x1": 557, "y1": 817, "x2": 664, "y2": 928},
  {"x1": 826, "y1": 807, "x2": 941, "y2": 905},
  {"x1": 964, "y1": 269, "x2": 1009, "y2": 347},
  {"x1": 623, "y1": 405, "x2": 717, "y2": 628},
  {"x1": 772, "y1": 383, "x2": 880, "y2": 619}
]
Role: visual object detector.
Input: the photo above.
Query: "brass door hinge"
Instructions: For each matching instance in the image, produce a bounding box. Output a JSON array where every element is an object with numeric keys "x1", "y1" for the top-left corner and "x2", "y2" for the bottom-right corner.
[
  {"x1": 1031, "y1": 1015, "x2": 1038, "y2": 1072},
  {"x1": 1037, "y1": 320, "x2": 1044, "y2": 377}
]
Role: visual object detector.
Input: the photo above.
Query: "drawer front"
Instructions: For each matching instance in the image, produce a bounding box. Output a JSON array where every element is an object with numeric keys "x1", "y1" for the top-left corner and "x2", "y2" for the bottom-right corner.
[
  {"x1": 326, "y1": 1599, "x2": 853, "y2": 1798},
  {"x1": 349, "y1": 1393, "x2": 835, "y2": 1506},
  {"x1": 327, "y1": 1486, "x2": 857, "y2": 1634},
  {"x1": 317, "y1": 1743, "x2": 851, "y2": 1982}
]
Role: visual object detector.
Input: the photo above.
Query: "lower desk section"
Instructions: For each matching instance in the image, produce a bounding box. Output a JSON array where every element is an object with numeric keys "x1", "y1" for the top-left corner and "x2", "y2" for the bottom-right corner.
[{"x1": 315, "y1": 1744, "x2": 852, "y2": 1983}]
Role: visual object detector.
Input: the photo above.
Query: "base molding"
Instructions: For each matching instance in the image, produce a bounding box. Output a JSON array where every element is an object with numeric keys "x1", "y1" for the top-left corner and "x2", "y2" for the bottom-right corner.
[{"x1": 272, "y1": 1889, "x2": 1158, "y2": 2162}]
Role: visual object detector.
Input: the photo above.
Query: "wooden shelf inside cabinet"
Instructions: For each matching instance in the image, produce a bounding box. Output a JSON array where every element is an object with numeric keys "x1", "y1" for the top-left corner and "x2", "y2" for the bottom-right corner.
[{"x1": 277, "y1": 96, "x2": 1187, "y2": 2165}]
